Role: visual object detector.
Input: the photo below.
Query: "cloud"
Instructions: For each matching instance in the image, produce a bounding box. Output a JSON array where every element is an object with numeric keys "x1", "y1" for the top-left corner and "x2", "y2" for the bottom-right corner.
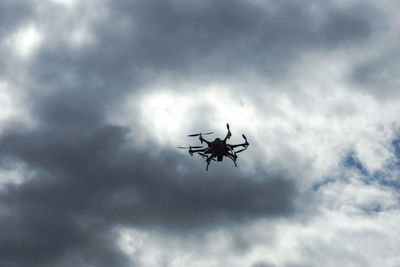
[
  {"x1": 0, "y1": 1, "x2": 33, "y2": 37},
  {"x1": 96, "y1": 0, "x2": 374, "y2": 79},
  {"x1": 0, "y1": 125, "x2": 299, "y2": 266},
  {"x1": 1, "y1": 0, "x2": 400, "y2": 266},
  {"x1": 351, "y1": 51, "x2": 400, "y2": 100}
]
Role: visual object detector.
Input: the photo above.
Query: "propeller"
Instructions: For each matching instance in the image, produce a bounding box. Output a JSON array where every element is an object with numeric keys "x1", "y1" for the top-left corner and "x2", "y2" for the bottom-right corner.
[
  {"x1": 177, "y1": 146, "x2": 203, "y2": 149},
  {"x1": 178, "y1": 145, "x2": 203, "y2": 157},
  {"x1": 232, "y1": 134, "x2": 249, "y2": 154},
  {"x1": 242, "y1": 134, "x2": 249, "y2": 145},
  {"x1": 188, "y1": 132, "x2": 213, "y2": 137},
  {"x1": 226, "y1": 123, "x2": 232, "y2": 140}
]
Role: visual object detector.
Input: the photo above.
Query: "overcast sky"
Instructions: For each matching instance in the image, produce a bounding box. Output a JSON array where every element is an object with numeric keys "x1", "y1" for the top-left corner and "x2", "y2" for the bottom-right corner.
[{"x1": 1, "y1": 0, "x2": 400, "y2": 266}]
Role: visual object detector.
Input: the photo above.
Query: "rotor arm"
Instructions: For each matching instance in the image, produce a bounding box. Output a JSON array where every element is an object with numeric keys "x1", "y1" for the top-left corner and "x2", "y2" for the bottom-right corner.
[
  {"x1": 223, "y1": 132, "x2": 231, "y2": 142},
  {"x1": 228, "y1": 133, "x2": 249, "y2": 148},
  {"x1": 199, "y1": 135, "x2": 211, "y2": 145},
  {"x1": 189, "y1": 147, "x2": 207, "y2": 156},
  {"x1": 190, "y1": 148, "x2": 207, "y2": 153},
  {"x1": 188, "y1": 132, "x2": 213, "y2": 145},
  {"x1": 234, "y1": 147, "x2": 248, "y2": 154},
  {"x1": 178, "y1": 146, "x2": 206, "y2": 157},
  {"x1": 229, "y1": 142, "x2": 248, "y2": 148}
]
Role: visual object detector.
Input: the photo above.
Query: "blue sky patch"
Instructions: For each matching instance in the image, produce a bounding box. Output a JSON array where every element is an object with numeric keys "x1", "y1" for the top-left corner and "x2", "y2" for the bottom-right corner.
[{"x1": 343, "y1": 151, "x2": 369, "y2": 176}]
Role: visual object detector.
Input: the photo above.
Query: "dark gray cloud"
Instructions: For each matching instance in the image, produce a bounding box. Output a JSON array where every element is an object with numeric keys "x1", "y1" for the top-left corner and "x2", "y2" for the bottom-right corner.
[
  {"x1": 351, "y1": 50, "x2": 400, "y2": 100},
  {"x1": 0, "y1": 125, "x2": 298, "y2": 266},
  {"x1": 26, "y1": 0, "x2": 376, "y2": 99},
  {"x1": 9, "y1": 0, "x2": 376, "y2": 137},
  {"x1": 104, "y1": 0, "x2": 373, "y2": 75},
  {"x1": 17, "y1": 0, "x2": 377, "y2": 134},
  {"x1": 0, "y1": 0, "x2": 390, "y2": 266},
  {"x1": 0, "y1": 0, "x2": 33, "y2": 36},
  {"x1": 89, "y1": 0, "x2": 375, "y2": 90},
  {"x1": 252, "y1": 262, "x2": 276, "y2": 267}
]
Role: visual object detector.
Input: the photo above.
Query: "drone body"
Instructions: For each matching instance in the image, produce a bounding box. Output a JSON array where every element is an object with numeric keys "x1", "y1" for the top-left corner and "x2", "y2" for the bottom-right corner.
[{"x1": 178, "y1": 123, "x2": 249, "y2": 171}]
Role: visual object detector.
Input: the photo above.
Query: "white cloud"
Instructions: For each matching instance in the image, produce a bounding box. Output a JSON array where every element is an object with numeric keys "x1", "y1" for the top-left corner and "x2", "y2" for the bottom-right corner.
[
  {"x1": 0, "y1": 81, "x2": 36, "y2": 133},
  {"x1": 109, "y1": 18, "x2": 400, "y2": 264},
  {"x1": 115, "y1": 176, "x2": 400, "y2": 266},
  {"x1": 0, "y1": 161, "x2": 35, "y2": 192},
  {"x1": 5, "y1": 24, "x2": 42, "y2": 58},
  {"x1": 116, "y1": 63, "x2": 400, "y2": 185},
  {"x1": 49, "y1": 0, "x2": 76, "y2": 8},
  {"x1": 69, "y1": 26, "x2": 94, "y2": 47}
]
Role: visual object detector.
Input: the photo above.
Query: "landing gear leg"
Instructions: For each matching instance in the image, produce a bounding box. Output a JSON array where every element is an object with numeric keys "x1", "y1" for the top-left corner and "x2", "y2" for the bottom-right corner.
[
  {"x1": 227, "y1": 153, "x2": 237, "y2": 167},
  {"x1": 206, "y1": 156, "x2": 213, "y2": 171}
]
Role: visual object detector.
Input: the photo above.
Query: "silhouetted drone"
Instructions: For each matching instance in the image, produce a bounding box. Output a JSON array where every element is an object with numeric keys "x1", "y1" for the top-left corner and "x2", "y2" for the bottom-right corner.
[{"x1": 178, "y1": 123, "x2": 249, "y2": 171}]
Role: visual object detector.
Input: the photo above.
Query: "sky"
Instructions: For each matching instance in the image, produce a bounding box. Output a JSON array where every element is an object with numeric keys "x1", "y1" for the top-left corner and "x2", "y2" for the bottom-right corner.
[{"x1": 1, "y1": 0, "x2": 400, "y2": 266}]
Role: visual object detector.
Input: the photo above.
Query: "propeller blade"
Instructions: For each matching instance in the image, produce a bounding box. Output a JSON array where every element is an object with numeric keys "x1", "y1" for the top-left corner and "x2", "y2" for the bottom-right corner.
[
  {"x1": 178, "y1": 146, "x2": 203, "y2": 149},
  {"x1": 188, "y1": 132, "x2": 213, "y2": 137},
  {"x1": 242, "y1": 134, "x2": 247, "y2": 141},
  {"x1": 227, "y1": 123, "x2": 230, "y2": 130}
]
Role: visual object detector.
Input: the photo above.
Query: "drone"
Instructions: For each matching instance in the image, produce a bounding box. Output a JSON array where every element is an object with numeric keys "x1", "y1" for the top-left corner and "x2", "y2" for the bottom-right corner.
[{"x1": 178, "y1": 123, "x2": 249, "y2": 171}]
